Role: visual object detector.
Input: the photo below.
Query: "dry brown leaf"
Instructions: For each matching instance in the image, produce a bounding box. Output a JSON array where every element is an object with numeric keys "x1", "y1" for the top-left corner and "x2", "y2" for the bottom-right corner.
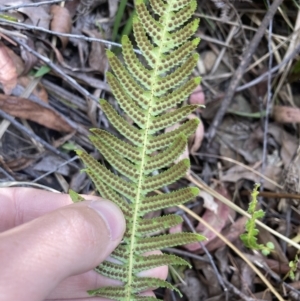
[
  {"x1": 185, "y1": 186, "x2": 231, "y2": 251},
  {"x1": 65, "y1": 0, "x2": 81, "y2": 18},
  {"x1": 18, "y1": 0, "x2": 51, "y2": 29},
  {"x1": 170, "y1": 186, "x2": 231, "y2": 252},
  {"x1": 204, "y1": 216, "x2": 247, "y2": 253},
  {"x1": 268, "y1": 123, "x2": 298, "y2": 168},
  {"x1": 199, "y1": 190, "x2": 218, "y2": 214},
  {"x1": 265, "y1": 258, "x2": 290, "y2": 275},
  {"x1": 50, "y1": 5, "x2": 72, "y2": 49},
  {"x1": 53, "y1": 132, "x2": 76, "y2": 148},
  {"x1": 34, "y1": 154, "x2": 70, "y2": 176},
  {"x1": 5, "y1": 156, "x2": 36, "y2": 172},
  {"x1": 188, "y1": 114, "x2": 204, "y2": 154},
  {"x1": 18, "y1": 76, "x2": 48, "y2": 103},
  {"x1": 178, "y1": 271, "x2": 208, "y2": 301},
  {"x1": 0, "y1": 42, "x2": 18, "y2": 95},
  {"x1": 108, "y1": 0, "x2": 119, "y2": 17},
  {"x1": 273, "y1": 105, "x2": 300, "y2": 123},
  {"x1": 83, "y1": 29, "x2": 108, "y2": 74},
  {"x1": 0, "y1": 94, "x2": 73, "y2": 132},
  {"x1": 19, "y1": 38, "x2": 38, "y2": 75},
  {"x1": 222, "y1": 164, "x2": 281, "y2": 191},
  {"x1": 189, "y1": 84, "x2": 205, "y2": 107},
  {"x1": 5, "y1": 46, "x2": 24, "y2": 76},
  {"x1": 70, "y1": 171, "x2": 88, "y2": 192},
  {"x1": 201, "y1": 51, "x2": 217, "y2": 73}
]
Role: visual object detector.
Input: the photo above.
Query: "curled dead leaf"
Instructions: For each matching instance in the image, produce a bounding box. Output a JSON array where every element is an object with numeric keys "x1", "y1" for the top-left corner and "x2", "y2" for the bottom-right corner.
[
  {"x1": 199, "y1": 190, "x2": 218, "y2": 214},
  {"x1": 165, "y1": 113, "x2": 204, "y2": 173},
  {"x1": 0, "y1": 42, "x2": 18, "y2": 95},
  {"x1": 188, "y1": 114, "x2": 204, "y2": 154},
  {"x1": 50, "y1": 5, "x2": 72, "y2": 49},
  {"x1": 5, "y1": 46, "x2": 24, "y2": 76},
  {"x1": 273, "y1": 105, "x2": 300, "y2": 123},
  {"x1": 18, "y1": 76, "x2": 48, "y2": 103},
  {"x1": 189, "y1": 84, "x2": 205, "y2": 107},
  {"x1": 268, "y1": 123, "x2": 298, "y2": 168},
  {"x1": 19, "y1": 38, "x2": 38, "y2": 75},
  {"x1": 17, "y1": 0, "x2": 51, "y2": 29},
  {"x1": 204, "y1": 216, "x2": 247, "y2": 253},
  {"x1": 0, "y1": 94, "x2": 73, "y2": 132},
  {"x1": 222, "y1": 164, "x2": 281, "y2": 191},
  {"x1": 83, "y1": 29, "x2": 108, "y2": 74}
]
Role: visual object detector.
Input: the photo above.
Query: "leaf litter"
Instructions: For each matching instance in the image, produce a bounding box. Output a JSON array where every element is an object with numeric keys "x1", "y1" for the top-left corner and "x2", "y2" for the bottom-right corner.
[{"x1": 0, "y1": 0, "x2": 300, "y2": 300}]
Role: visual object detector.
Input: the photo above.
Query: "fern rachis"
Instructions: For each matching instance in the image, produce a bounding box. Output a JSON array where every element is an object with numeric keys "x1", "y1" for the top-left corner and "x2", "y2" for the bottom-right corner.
[{"x1": 74, "y1": 0, "x2": 205, "y2": 300}]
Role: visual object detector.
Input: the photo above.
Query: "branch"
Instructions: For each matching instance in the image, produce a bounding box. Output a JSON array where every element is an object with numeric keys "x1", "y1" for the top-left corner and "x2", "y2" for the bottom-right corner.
[
  {"x1": 0, "y1": 0, "x2": 71, "y2": 12},
  {"x1": 9, "y1": 36, "x2": 99, "y2": 104},
  {"x1": 206, "y1": 0, "x2": 284, "y2": 143}
]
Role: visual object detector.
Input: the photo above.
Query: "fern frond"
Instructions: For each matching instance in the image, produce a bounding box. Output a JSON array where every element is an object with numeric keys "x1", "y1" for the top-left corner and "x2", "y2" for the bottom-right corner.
[
  {"x1": 76, "y1": 0, "x2": 205, "y2": 299},
  {"x1": 240, "y1": 183, "x2": 274, "y2": 256}
]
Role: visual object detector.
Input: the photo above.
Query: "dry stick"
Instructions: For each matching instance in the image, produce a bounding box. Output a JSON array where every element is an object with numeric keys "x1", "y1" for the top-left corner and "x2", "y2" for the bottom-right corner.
[
  {"x1": 237, "y1": 42, "x2": 300, "y2": 92},
  {"x1": 260, "y1": 0, "x2": 274, "y2": 191},
  {"x1": 0, "y1": 110, "x2": 69, "y2": 160},
  {"x1": 0, "y1": 166, "x2": 15, "y2": 181},
  {"x1": 32, "y1": 156, "x2": 79, "y2": 183},
  {"x1": 207, "y1": 0, "x2": 284, "y2": 143},
  {"x1": 242, "y1": 190, "x2": 300, "y2": 201},
  {"x1": 0, "y1": 0, "x2": 71, "y2": 12},
  {"x1": 182, "y1": 214, "x2": 228, "y2": 295},
  {"x1": 179, "y1": 204, "x2": 284, "y2": 301},
  {"x1": 195, "y1": 152, "x2": 282, "y2": 189},
  {"x1": 0, "y1": 18, "x2": 140, "y2": 52},
  {"x1": 203, "y1": 29, "x2": 299, "y2": 83},
  {"x1": 9, "y1": 36, "x2": 99, "y2": 105},
  {"x1": 163, "y1": 248, "x2": 210, "y2": 263},
  {"x1": 222, "y1": 278, "x2": 266, "y2": 301}
]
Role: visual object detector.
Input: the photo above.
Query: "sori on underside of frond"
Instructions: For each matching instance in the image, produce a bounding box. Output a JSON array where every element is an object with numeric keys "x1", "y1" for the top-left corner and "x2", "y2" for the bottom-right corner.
[{"x1": 72, "y1": 0, "x2": 205, "y2": 300}]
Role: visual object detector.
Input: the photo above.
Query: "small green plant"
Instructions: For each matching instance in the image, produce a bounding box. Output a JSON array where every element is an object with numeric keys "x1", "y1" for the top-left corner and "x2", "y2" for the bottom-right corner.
[
  {"x1": 240, "y1": 183, "x2": 274, "y2": 256},
  {"x1": 288, "y1": 254, "x2": 299, "y2": 280}
]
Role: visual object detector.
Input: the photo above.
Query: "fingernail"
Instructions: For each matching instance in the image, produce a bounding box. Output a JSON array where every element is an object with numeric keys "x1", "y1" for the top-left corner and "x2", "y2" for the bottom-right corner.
[{"x1": 89, "y1": 200, "x2": 125, "y2": 240}]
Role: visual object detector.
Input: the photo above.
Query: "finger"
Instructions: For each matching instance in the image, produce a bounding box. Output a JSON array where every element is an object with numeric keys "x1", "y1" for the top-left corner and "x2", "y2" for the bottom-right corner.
[
  {"x1": 0, "y1": 187, "x2": 73, "y2": 231},
  {"x1": 0, "y1": 188, "x2": 168, "y2": 299},
  {"x1": 0, "y1": 199, "x2": 126, "y2": 301}
]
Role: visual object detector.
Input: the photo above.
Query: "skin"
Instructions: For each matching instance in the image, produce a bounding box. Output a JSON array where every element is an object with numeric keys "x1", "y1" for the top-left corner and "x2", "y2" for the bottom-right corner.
[{"x1": 0, "y1": 188, "x2": 168, "y2": 301}]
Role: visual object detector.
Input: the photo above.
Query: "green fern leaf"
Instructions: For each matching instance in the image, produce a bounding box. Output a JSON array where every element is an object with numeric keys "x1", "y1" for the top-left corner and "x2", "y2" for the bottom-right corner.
[
  {"x1": 240, "y1": 183, "x2": 275, "y2": 255},
  {"x1": 76, "y1": 0, "x2": 205, "y2": 299}
]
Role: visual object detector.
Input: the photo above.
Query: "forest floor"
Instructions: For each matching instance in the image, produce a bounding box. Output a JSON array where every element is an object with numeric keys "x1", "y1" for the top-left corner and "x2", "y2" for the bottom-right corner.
[{"x1": 0, "y1": 0, "x2": 300, "y2": 300}]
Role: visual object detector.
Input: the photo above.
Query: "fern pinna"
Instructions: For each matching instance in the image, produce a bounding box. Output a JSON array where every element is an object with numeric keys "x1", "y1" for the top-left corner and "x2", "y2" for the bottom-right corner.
[{"x1": 76, "y1": 0, "x2": 204, "y2": 299}]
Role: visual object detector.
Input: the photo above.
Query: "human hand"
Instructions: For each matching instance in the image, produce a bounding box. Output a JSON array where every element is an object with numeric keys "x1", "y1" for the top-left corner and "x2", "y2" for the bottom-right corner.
[{"x1": 0, "y1": 188, "x2": 167, "y2": 301}]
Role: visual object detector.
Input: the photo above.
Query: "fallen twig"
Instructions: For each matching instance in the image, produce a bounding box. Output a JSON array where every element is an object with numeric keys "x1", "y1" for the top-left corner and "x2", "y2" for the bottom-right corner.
[
  {"x1": 0, "y1": 110, "x2": 69, "y2": 160},
  {"x1": 0, "y1": 0, "x2": 71, "y2": 12},
  {"x1": 206, "y1": 0, "x2": 284, "y2": 143}
]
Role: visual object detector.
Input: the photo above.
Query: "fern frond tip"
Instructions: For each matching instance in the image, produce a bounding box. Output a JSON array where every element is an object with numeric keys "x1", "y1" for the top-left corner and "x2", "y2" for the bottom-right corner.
[
  {"x1": 190, "y1": 186, "x2": 200, "y2": 196},
  {"x1": 194, "y1": 77, "x2": 202, "y2": 85},
  {"x1": 75, "y1": 149, "x2": 84, "y2": 156},
  {"x1": 99, "y1": 99, "x2": 106, "y2": 106},
  {"x1": 106, "y1": 49, "x2": 114, "y2": 58}
]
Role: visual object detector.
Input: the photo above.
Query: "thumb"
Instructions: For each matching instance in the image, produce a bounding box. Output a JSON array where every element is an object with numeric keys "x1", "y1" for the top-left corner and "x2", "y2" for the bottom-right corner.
[{"x1": 0, "y1": 198, "x2": 125, "y2": 301}]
